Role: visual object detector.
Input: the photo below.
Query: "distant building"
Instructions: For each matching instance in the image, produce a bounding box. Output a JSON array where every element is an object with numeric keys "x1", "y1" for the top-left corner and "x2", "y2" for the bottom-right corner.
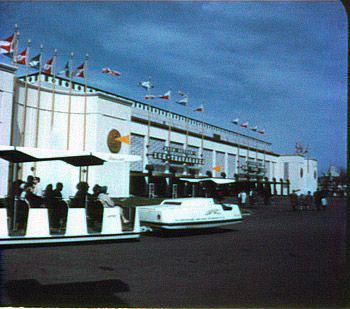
[
  {"x1": 325, "y1": 165, "x2": 340, "y2": 178},
  {"x1": 0, "y1": 63, "x2": 318, "y2": 198}
]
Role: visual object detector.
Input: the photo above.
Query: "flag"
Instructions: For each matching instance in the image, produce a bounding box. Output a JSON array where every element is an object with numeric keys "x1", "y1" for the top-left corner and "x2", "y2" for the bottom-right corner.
[
  {"x1": 240, "y1": 122, "x2": 249, "y2": 128},
  {"x1": 144, "y1": 94, "x2": 156, "y2": 100},
  {"x1": 176, "y1": 96, "x2": 188, "y2": 106},
  {"x1": 58, "y1": 61, "x2": 70, "y2": 77},
  {"x1": 178, "y1": 90, "x2": 187, "y2": 96},
  {"x1": 74, "y1": 63, "x2": 84, "y2": 78},
  {"x1": 15, "y1": 49, "x2": 27, "y2": 65},
  {"x1": 102, "y1": 67, "x2": 120, "y2": 76},
  {"x1": 139, "y1": 80, "x2": 153, "y2": 90},
  {"x1": 43, "y1": 57, "x2": 54, "y2": 74},
  {"x1": 29, "y1": 53, "x2": 41, "y2": 69},
  {"x1": 251, "y1": 126, "x2": 258, "y2": 132},
  {"x1": 115, "y1": 135, "x2": 130, "y2": 144},
  {"x1": 213, "y1": 165, "x2": 221, "y2": 173},
  {"x1": 232, "y1": 118, "x2": 239, "y2": 125},
  {"x1": 194, "y1": 104, "x2": 204, "y2": 112},
  {"x1": 258, "y1": 129, "x2": 265, "y2": 134},
  {"x1": 158, "y1": 90, "x2": 171, "y2": 100},
  {"x1": 0, "y1": 33, "x2": 15, "y2": 54}
]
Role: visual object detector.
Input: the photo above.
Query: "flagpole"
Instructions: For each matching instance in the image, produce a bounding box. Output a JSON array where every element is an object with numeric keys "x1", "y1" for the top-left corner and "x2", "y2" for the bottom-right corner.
[
  {"x1": 200, "y1": 118, "x2": 204, "y2": 166},
  {"x1": 8, "y1": 25, "x2": 20, "y2": 188},
  {"x1": 184, "y1": 108, "x2": 189, "y2": 175},
  {"x1": 34, "y1": 44, "x2": 43, "y2": 149},
  {"x1": 167, "y1": 102, "x2": 172, "y2": 151},
  {"x1": 263, "y1": 141, "x2": 266, "y2": 177},
  {"x1": 237, "y1": 134, "x2": 240, "y2": 177},
  {"x1": 11, "y1": 24, "x2": 19, "y2": 66},
  {"x1": 31, "y1": 44, "x2": 44, "y2": 177},
  {"x1": 246, "y1": 136, "x2": 250, "y2": 163},
  {"x1": 21, "y1": 39, "x2": 31, "y2": 147},
  {"x1": 50, "y1": 49, "x2": 58, "y2": 129},
  {"x1": 146, "y1": 77, "x2": 152, "y2": 154},
  {"x1": 83, "y1": 53, "x2": 88, "y2": 151},
  {"x1": 66, "y1": 52, "x2": 74, "y2": 150}
]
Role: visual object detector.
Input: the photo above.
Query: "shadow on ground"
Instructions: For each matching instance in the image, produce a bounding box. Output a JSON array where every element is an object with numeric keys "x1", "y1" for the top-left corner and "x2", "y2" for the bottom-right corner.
[
  {"x1": 145, "y1": 227, "x2": 239, "y2": 238},
  {"x1": 3, "y1": 279, "x2": 129, "y2": 307}
]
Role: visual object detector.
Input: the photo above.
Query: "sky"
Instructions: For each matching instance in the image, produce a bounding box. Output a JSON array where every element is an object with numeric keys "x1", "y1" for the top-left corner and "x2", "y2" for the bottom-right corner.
[{"x1": 0, "y1": 1, "x2": 347, "y2": 174}]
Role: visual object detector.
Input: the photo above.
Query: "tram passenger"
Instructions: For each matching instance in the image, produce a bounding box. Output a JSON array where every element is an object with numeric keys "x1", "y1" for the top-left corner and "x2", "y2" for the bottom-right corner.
[
  {"x1": 53, "y1": 182, "x2": 64, "y2": 200},
  {"x1": 98, "y1": 186, "x2": 129, "y2": 224},
  {"x1": 44, "y1": 184, "x2": 55, "y2": 204},
  {"x1": 92, "y1": 184, "x2": 101, "y2": 199},
  {"x1": 52, "y1": 182, "x2": 68, "y2": 229},
  {"x1": 71, "y1": 182, "x2": 90, "y2": 208},
  {"x1": 25, "y1": 175, "x2": 35, "y2": 187},
  {"x1": 8, "y1": 180, "x2": 25, "y2": 230},
  {"x1": 33, "y1": 177, "x2": 44, "y2": 197},
  {"x1": 22, "y1": 183, "x2": 44, "y2": 208}
]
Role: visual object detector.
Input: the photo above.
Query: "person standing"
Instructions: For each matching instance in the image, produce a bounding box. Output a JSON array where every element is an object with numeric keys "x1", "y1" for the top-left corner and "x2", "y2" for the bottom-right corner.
[
  {"x1": 263, "y1": 184, "x2": 272, "y2": 206},
  {"x1": 314, "y1": 189, "x2": 321, "y2": 211},
  {"x1": 249, "y1": 189, "x2": 256, "y2": 207},
  {"x1": 290, "y1": 190, "x2": 299, "y2": 211},
  {"x1": 321, "y1": 190, "x2": 328, "y2": 210},
  {"x1": 238, "y1": 191, "x2": 247, "y2": 208},
  {"x1": 305, "y1": 191, "x2": 313, "y2": 210}
]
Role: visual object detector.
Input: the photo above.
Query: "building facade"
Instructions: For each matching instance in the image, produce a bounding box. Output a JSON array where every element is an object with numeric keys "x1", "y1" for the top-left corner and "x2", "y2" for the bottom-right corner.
[{"x1": 0, "y1": 63, "x2": 318, "y2": 198}]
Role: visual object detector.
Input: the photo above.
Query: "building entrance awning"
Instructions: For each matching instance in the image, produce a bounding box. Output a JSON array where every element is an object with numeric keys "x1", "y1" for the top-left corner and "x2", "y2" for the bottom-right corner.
[{"x1": 0, "y1": 146, "x2": 140, "y2": 166}]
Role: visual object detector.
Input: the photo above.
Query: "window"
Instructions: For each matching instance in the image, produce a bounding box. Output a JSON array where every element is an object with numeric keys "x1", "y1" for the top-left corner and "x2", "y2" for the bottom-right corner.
[
  {"x1": 300, "y1": 168, "x2": 304, "y2": 178},
  {"x1": 163, "y1": 202, "x2": 182, "y2": 205}
]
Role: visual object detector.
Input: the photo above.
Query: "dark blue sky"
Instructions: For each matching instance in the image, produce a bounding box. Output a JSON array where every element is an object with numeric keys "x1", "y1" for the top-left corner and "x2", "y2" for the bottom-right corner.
[{"x1": 0, "y1": 1, "x2": 347, "y2": 173}]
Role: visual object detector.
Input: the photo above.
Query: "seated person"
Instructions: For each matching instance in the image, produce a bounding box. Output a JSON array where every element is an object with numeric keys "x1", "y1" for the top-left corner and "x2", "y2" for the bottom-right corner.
[
  {"x1": 71, "y1": 182, "x2": 90, "y2": 208},
  {"x1": 22, "y1": 183, "x2": 44, "y2": 208},
  {"x1": 53, "y1": 182, "x2": 64, "y2": 200},
  {"x1": 33, "y1": 177, "x2": 44, "y2": 197},
  {"x1": 44, "y1": 184, "x2": 55, "y2": 205},
  {"x1": 97, "y1": 186, "x2": 129, "y2": 224},
  {"x1": 52, "y1": 183, "x2": 68, "y2": 229}
]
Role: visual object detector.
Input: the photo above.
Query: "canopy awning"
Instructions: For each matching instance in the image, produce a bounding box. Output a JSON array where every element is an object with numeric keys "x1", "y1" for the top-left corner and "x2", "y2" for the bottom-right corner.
[
  {"x1": 0, "y1": 146, "x2": 140, "y2": 166},
  {"x1": 179, "y1": 177, "x2": 236, "y2": 184}
]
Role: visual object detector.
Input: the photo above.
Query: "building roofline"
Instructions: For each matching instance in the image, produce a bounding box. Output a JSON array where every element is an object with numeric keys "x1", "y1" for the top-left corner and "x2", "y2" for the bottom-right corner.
[
  {"x1": 0, "y1": 62, "x2": 17, "y2": 73},
  {"x1": 19, "y1": 71, "x2": 271, "y2": 146}
]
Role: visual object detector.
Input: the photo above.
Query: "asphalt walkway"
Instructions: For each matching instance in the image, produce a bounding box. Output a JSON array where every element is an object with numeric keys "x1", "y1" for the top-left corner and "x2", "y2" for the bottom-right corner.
[{"x1": 0, "y1": 197, "x2": 347, "y2": 307}]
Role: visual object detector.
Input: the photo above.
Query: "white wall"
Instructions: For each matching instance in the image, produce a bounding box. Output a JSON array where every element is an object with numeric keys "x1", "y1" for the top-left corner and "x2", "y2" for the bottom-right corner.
[
  {"x1": 14, "y1": 80, "x2": 133, "y2": 198},
  {"x1": 277, "y1": 155, "x2": 318, "y2": 194},
  {"x1": 0, "y1": 64, "x2": 16, "y2": 197}
]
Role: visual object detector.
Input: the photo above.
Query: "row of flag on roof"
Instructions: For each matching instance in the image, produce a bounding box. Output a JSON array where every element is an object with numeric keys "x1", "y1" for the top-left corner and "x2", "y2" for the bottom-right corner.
[
  {"x1": 0, "y1": 30, "x2": 121, "y2": 79},
  {"x1": 138, "y1": 79, "x2": 205, "y2": 113},
  {"x1": 232, "y1": 118, "x2": 265, "y2": 135},
  {"x1": 1, "y1": 28, "x2": 265, "y2": 135}
]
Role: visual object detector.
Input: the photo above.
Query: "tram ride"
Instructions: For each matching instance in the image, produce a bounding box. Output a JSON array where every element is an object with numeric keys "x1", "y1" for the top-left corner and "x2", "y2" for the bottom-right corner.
[
  {"x1": 138, "y1": 197, "x2": 243, "y2": 230},
  {"x1": 0, "y1": 145, "x2": 142, "y2": 246},
  {"x1": 139, "y1": 176, "x2": 242, "y2": 230}
]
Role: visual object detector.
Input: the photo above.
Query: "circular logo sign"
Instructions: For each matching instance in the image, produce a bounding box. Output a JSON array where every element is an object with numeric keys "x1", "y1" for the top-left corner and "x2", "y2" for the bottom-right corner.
[{"x1": 107, "y1": 129, "x2": 121, "y2": 153}]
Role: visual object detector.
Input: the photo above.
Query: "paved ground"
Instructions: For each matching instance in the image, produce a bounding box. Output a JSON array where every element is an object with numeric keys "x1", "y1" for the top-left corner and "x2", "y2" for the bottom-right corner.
[{"x1": 0, "y1": 198, "x2": 348, "y2": 307}]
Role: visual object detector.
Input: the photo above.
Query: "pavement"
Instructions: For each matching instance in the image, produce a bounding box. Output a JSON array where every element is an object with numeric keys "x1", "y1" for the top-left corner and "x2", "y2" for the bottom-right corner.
[{"x1": 0, "y1": 197, "x2": 348, "y2": 307}]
